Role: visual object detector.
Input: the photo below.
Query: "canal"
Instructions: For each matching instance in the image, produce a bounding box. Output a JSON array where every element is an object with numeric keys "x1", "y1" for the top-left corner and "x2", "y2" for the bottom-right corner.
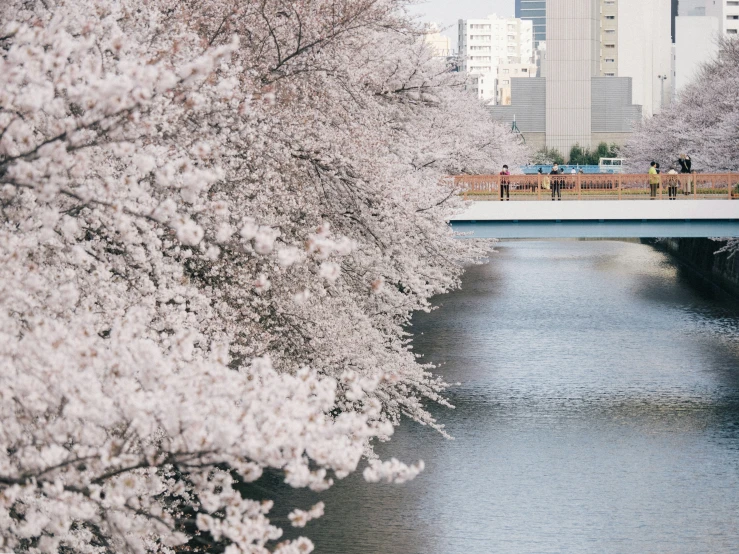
[{"x1": 274, "y1": 240, "x2": 739, "y2": 553}]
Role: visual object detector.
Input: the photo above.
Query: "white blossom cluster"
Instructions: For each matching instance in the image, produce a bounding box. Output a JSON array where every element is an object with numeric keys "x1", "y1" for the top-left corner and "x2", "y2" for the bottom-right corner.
[
  {"x1": 624, "y1": 36, "x2": 739, "y2": 173},
  {"x1": 0, "y1": 0, "x2": 527, "y2": 551}
]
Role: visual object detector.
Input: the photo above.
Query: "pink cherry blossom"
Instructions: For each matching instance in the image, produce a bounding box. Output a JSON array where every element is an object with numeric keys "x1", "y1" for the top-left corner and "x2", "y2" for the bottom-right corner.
[{"x1": 0, "y1": 0, "x2": 526, "y2": 550}]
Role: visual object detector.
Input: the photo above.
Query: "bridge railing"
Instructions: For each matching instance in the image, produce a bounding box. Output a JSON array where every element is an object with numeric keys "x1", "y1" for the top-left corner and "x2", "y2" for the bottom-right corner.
[{"x1": 454, "y1": 173, "x2": 738, "y2": 200}]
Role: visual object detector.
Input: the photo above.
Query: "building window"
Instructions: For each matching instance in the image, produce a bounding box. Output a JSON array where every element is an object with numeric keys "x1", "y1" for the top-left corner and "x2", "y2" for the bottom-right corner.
[
  {"x1": 605, "y1": 58, "x2": 615, "y2": 63},
  {"x1": 604, "y1": 43, "x2": 616, "y2": 48},
  {"x1": 728, "y1": 28, "x2": 738, "y2": 33},
  {"x1": 605, "y1": 72, "x2": 615, "y2": 76},
  {"x1": 605, "y1": 15, "x2": 616, "y2": 19}
]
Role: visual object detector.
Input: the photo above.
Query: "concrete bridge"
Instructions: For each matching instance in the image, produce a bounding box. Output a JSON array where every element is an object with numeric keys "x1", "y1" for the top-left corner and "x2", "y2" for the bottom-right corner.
[{"x1": 450, "y1": 174, "x2": 739, "y2": 239}]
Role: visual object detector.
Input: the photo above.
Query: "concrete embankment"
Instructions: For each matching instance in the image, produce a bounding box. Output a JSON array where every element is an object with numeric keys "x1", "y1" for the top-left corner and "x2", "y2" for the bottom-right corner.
[{"x1": 648, "y1": 237, "x2": 739, "y2": 297}]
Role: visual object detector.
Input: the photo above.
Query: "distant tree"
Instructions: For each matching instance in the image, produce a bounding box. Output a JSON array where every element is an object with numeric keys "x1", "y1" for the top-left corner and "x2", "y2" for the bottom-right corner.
[
  {"x1": 568, "y1": 142, "x2": 619, "y2": 165},
  {"x1": 568, "y1": 144, "x2": 588, "y2": 165},
  {"x1": 532, "y1": 146, "x2": 565, "y2": 165},
  {"x1": 595, "y1": 142, "x2": 620, "y2": 163}
]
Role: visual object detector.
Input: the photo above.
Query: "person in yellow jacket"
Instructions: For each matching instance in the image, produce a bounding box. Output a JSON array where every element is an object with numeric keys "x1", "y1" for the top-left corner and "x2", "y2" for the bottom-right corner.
[{"x1": 648, "y1": 161, "x2": 660, "y2": 199}]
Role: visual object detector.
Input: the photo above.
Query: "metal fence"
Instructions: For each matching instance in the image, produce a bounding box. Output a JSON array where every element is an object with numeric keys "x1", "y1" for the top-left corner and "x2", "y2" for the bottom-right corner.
[{"x1": 454, "y1": 174, "x2": 738, "y2": 201}]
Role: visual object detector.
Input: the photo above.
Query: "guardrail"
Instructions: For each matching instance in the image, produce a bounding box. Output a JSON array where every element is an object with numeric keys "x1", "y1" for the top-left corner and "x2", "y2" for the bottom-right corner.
[{"x1": 454, "y1": 173, "x2": 738, "y2": 200}]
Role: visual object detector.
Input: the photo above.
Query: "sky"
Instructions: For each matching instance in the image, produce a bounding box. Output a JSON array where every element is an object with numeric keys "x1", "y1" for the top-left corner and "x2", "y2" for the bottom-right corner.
[{"x1": 409, "y1": 0, "x2": 705, "y2": 52}]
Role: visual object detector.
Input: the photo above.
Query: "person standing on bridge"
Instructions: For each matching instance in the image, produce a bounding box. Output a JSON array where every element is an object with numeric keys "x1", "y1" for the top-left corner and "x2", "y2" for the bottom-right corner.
[
  {"x1": 678, "y1": 154, "x2": 692, "y2": 174},
  {"x1": 550, "y1": 163, "x2": 562, "y2": 201},
  {"x1": 500, "y1": 164, "x2": 511, "y2": 201},
  {"x1": 648, "y1": 162, "x2": 660, "y2": 199},
  {"x1": 679, "y1": 154, "x2": 692, "y2": 195},
  {"x1": 667, "y1": 167, "x2": 679, "y2": 200}
]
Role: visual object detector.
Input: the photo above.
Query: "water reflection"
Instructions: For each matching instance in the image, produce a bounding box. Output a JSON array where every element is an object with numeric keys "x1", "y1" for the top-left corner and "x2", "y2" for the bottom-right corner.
[{"x1": 271, "y1": 240, "x2": 739, "y2": 553}]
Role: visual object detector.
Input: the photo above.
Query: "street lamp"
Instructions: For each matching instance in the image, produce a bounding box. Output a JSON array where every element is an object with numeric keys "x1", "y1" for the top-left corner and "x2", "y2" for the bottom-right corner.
[{"x1": 657, "y1": 74, "x2": 668, "y2": 112}]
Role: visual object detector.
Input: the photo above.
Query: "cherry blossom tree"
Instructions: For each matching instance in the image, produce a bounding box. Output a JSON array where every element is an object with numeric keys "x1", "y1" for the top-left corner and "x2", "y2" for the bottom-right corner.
[
  {"x1": 623, "y1": 36, "x2": 739, "y2": 173},
  {"x1": 0, "y1": 0, "x2": 525, "y2": 551},
  {"x1": 624, "y1": 36, "x2": 739, "y2": 256}
]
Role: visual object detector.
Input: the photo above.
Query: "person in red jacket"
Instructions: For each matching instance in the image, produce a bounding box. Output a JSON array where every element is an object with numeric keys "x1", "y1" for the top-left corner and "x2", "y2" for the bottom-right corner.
[{"x1": 500, "y1": 164, "x2": 511, "y2": 201}]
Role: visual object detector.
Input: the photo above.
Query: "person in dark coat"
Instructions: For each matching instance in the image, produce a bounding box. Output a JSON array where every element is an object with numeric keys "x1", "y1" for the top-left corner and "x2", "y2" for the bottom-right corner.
[
  {"x1": 678, "y1": 154, "x2": 692, "y2": 174},
  {"x1": 550, "y1": 163, "x2": 562, "y2": 201},
  {"x1": 678, "y1": 154, "x2": 692, "y2": 195}
]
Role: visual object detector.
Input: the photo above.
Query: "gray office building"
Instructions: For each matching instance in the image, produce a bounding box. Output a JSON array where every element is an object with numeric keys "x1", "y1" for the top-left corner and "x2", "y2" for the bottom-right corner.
[
  {"x1": 488, "y1": 77, "x2": 642, "y2": 152},
  {"x1": 490, "y1": 0, "x2": 642, "y2": 155},
  {"x1": 515, "y1": 0, "x2": 547, "y2": 47}
]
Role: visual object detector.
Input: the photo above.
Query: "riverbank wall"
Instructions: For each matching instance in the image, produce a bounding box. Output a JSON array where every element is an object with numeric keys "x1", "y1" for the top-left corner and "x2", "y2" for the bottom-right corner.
[{"x1": 648, "y1": 238, "x2": 739, "y2": 297}]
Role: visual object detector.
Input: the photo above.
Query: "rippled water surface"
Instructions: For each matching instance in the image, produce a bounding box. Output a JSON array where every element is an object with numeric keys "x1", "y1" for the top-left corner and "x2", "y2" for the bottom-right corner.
[{"x1": 272, "y1": 240, "x2": 739, "y2": 553}]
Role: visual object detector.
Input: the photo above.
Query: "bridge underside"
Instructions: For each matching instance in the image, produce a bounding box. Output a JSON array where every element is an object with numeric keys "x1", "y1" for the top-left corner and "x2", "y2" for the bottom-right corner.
[
  {"x1": 451, "y1": 220, "x2": 739, "y2": 239},
  {"x1": 451, "y1": 200, "x2": 739, "y2": 239}
]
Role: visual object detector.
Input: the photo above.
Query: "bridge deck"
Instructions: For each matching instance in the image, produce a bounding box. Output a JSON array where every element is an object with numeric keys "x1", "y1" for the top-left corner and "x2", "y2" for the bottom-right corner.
[
  {"x1": 451, "y1": 200, "x2": 739, "y2": 238},
  {"x1": 455, "y1": 199, "x2": 739, "y2": 222}
]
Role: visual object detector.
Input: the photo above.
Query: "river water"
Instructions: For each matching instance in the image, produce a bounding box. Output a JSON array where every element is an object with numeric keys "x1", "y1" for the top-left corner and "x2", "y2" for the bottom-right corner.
[{"x1": 274, "y1": 240, "x2": 739, "y2": 553}]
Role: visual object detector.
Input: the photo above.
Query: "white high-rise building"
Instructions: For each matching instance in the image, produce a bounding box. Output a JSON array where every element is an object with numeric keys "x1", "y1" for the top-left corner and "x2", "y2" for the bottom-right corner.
[
  {"x1": 599, "y1": 0, "x2": 619, "y2": 77},
  {"x1": 545, "y1": 0, "x2": 599, "y2": 152},
  {"x1": 673, "y1": 0, "x2": 738, "y2": 93},
  {"x1": 617, "y1": 0, "x2": 673, "y2": 116},
  {"x1": 674, "y1": 15, "x2": 720, "y2": 92},
  {"x1": 458, "y1": 15, "x2": 533, "y2": 103},
  {"x1": 705, "y1": 0, "x2": 739, "y2": 34}
]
